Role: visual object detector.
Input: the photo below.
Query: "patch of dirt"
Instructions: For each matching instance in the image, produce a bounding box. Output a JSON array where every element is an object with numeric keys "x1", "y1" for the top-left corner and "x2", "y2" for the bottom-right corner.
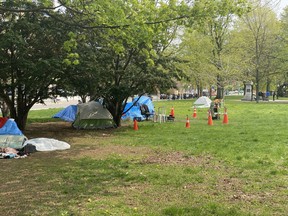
[
  {"x1": 24, "y1": 122, "x2": 214, "y2": 166},
  {"x1": 25, "y1": 122, "x2": 116, "y2": 138},
  {"x1": 70, "y1": 145, "x2": 153, "y2": 160},
  {"x1": 141, "y1": 151, "x2": 214, "y2": 167},
  {"x1": 25, "y1": 122, "x2": 81, "y2": 139}
]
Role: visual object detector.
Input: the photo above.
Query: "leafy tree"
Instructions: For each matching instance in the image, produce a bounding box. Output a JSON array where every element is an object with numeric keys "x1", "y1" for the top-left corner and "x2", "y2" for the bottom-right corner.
[
  {"x1": 61, "y1": 0, "x2": 189, "y2": 126},
  {"x1": 232, "y1": 1, "x2": 282, "y2": 102},
  {"x1": 191, "y1": 0, "x2": 250, "y2": 99},
  {"x1": 276, "y1": 5, "x2": 288, "y2": 93},
  {"x1": 177, "y1": 29, "x2": 216, "y2": 96},
  {"x1": 0, "y1": 2, "x2": 68, "y2": 130}
]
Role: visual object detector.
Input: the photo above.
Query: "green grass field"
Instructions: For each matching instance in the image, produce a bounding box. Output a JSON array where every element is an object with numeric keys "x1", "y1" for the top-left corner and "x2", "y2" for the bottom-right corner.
[{"x1": 1, "y1": 96, "x2": 288, "y2": 215}]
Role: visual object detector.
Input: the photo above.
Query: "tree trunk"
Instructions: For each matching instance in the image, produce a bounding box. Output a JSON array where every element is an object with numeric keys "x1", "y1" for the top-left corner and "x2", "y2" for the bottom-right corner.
[
  {"x1": 114, "y1": 112, "x2": 122, "y2": 127},
  {"x1": 8, "y1": 104, "x2": 29, "y2": 131},
  {"x1": 266, "y1": 78, "x2": 271, "y2": 93},
  {"x1": 209, "y1": 87, "x2": 212, "y2": 99},
  {"x1": 0, "y1": 101, "x2": 10, "y2": 117},
  {"x1": 255, "y1": 68, "x2": 260, "y2": 103},
  {"x1": 15, "y1": 112, "x2": 28, "y2": 131},
  {"x1": 106, "y1": 99, "x2": 124, "y2": 128},
  {"x1": 216, "y1": 75, "x2": 224, "y2": 99}
]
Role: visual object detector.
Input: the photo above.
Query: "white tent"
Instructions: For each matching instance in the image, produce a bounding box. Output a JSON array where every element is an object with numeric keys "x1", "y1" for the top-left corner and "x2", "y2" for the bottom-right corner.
[{"x1": 193, "y1": 96, "x2": 212, "y2": 108}]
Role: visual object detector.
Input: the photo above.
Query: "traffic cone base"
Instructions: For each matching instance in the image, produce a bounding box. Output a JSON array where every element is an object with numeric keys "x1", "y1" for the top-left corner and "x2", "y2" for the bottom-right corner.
[
  {"x1": 223, "y1": 114, "x2": 228, "y2": 124},
  {"x1": 192, "y1": 107, "x2": 197, "y2": 118},
  {"x1": 186, "y1": 117, "x2": 190, "y2": 128},
  {"x1": 208, "y1": 110, "x2": 213, "y2": 126},
  {"x1": 170, "y1": 107, "x2": 175, "y2": 118},
  {"x1": 222, "y1": 107, "x2": 228, "y2": 124},
  {"x1": 133, "y1": 119, "x2": 139, "y2": 130}
]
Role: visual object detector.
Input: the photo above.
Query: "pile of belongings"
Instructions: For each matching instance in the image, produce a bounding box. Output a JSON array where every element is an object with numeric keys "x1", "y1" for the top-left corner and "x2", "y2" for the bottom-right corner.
[
  {"x1": 0, "y1": 146, "x2": 33, "y2": 159},
  {"x1": 0, "y1": 147, "x2": 26, "y2": 159},
  {"x1": 0, "y1": 117, "x2": 70, "y2": 159}
]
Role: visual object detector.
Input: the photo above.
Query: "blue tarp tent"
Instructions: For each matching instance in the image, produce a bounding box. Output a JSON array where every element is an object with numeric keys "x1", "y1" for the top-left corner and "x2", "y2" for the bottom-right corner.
[
  {"x1": 52, "y1": 105, "x2": 77, "y2": 122},
  {"x1": 122, "y1": 96, "x2": 155, "y2": 121},
  {"x1": 0, "y1": 118, "x2": 26, "y2": 149},
  {"x1": 122, "y1": 102, "x2": 143, "y2": 121},
  {"x1": 0, "y1": 119, "x2": 23, "y2": 135}
]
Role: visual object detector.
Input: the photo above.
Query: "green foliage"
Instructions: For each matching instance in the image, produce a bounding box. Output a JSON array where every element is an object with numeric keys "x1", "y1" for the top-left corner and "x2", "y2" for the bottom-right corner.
[
  {"x1": 59, "y1": 0, "x2": 190, "y2": 126},
  {"x1": 230, "y1": 3, "x2": 284, "y2": 100},
  {"x1": 186, "y1": 0, "x2": 251, "y2": 98},
  {"x1": 178, "y1": 29, "x2": 216, "y2": 87},
  {"x1": 0, "y1": 2, "x2": 69, "y2": 129}
]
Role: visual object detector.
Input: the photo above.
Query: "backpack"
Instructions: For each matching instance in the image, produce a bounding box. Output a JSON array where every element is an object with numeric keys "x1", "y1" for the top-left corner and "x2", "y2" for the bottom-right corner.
[{"x1": 18, "y1": 144, "x2": 36, "y2": 155}]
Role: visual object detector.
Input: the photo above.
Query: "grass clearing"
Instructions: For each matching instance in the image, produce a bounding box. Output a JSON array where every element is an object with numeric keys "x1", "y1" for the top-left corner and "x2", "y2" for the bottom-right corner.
[{"x1": 1, "y1": 96, "x2": 288, "y2": 215}]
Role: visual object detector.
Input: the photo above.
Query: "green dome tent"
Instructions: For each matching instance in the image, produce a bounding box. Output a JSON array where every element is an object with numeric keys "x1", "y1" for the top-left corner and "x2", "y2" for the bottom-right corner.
[{"x1": 73, "y1": 101, "x2": 116, "y2": 129}]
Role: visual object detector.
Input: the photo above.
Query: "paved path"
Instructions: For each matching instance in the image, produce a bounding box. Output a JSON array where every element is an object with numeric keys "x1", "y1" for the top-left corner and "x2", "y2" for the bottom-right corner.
[
  {"x1": 31, "y1": 97, "x2": 81, "y2": 110},
  {"x1": 31, "y1": 96, "x2": 288, "y2": 110}
]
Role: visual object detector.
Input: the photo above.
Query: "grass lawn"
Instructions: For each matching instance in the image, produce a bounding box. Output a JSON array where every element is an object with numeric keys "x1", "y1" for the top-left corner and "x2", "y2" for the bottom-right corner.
[{"x1": 1, "y1": 96, "x2": 288, "y2": 215}]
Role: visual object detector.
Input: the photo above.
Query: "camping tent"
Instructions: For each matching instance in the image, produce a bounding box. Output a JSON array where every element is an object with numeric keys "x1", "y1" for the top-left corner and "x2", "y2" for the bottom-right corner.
[
  {"x1": 121, "y1": 102, "x2": 143, "y2": 121},
  {"x1": 0, "y1": 118, "x2": 27, "y2": 149},
  {"x1": 73, "y1": 101, "x2": 115, "y2": 129},
  {"x1": 52, "y1": 105, "x2": 77, "y2": 122},
  {"x1": 122, "y1": 96, "x2": 155, "y2": 121},
  {"x1": 193, "y1": 96, "x2": 212, "y2": 108}
]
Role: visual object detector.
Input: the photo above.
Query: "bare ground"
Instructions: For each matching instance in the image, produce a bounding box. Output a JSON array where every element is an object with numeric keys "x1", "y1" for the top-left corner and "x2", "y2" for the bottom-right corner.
[{"x1": 24, "y1": 122, "x2": 214, "y2": 166}]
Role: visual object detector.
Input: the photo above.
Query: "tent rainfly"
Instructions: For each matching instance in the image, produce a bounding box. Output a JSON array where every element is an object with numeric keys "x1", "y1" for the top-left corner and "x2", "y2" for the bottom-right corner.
[
  {"x1": 52, "y1": 105, "x2": 77, "y2": 122},
  {"x1": 122, "y1": 96, "x2": 155, "y2": 121},
  {"x1": 193, "y1": 96, "x2": 212, "y2": 108},
  {"x1": 72, "y1": 101, "x2": 115, "y2": 129}
]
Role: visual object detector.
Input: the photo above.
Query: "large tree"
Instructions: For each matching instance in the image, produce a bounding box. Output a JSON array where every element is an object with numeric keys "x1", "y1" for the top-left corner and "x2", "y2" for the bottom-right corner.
[
  {"x1": 0, "y1": 1, "x2": 68, "y2": 130},
  {"x1": 60, "y1": 0, "x2": 189, "y2": 126},
  {"x1": 177, "y1": 29, "x2": 216, "y2": 96},
  {"x1": 191, "y1": 0, "x2": 250, "y2": 99},
  {"x1": 231, "y1": 1, "x2": 283, "y2": 102},
  {"x1": 276, "y1": 5, "x2": 288, "y2": 92}
]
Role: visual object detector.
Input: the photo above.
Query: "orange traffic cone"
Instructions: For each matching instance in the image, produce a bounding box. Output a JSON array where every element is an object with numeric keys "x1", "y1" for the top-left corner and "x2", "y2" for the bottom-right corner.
[
  {"x1": 186, "y1": 115, "x2": 190, "y2": 128},
  {"x1": 170, "y1": 106, "x2": 175, "y2": 118},
  {"x1": 223, "y1": 107, "x2": 228, "y2": 124},
  {"x1": 133, "y1": 119, "x2": 139, "y2": 130},
  {"x1": 208, "y1": 110, "x2": 213, "y2": 126},
  {"x1": 192, "y1": 106, "x2": 197, "y2": 118}
]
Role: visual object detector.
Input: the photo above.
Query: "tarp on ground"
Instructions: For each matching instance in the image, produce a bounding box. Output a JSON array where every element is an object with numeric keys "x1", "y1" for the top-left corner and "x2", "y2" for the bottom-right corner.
[
  {"x1": 193, "y1": 96, "x2": 212, "y2": 108},
  {"x1": 23, "y1": 138, "x2": 70, "y2": 151},
  {"x1": 52, "y1": 105, "x2": 77, "y2": 122},
  {"x1": 0, "y1": 135, "x2": 27, "y2": 149},
  {"x1": 122, "y1": 96, "x2": 155, "y2": 121}
]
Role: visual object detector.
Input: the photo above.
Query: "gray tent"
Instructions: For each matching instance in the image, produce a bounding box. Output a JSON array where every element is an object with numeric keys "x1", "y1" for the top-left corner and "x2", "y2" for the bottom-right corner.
[{"x1": 73, "y1": 101, "x2": 115, "y2": 129}]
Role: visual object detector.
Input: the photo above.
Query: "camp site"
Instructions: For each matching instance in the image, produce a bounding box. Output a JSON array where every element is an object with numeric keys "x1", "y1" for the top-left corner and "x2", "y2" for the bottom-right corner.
[
  {"x1": 1, "y1": 0, "x2": 288, "y2": 215},
  {"x1": 0, "y1": 95, "x2": 288, "y2": 215}
]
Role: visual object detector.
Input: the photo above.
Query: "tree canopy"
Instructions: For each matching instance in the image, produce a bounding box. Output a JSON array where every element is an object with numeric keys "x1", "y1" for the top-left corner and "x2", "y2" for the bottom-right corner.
[
  {"x1": 1, "y1": 0, "x2": 288, "y2": 130},
  {"x1": 0, "y1": 3, "x2": 71, "y2": 129}
]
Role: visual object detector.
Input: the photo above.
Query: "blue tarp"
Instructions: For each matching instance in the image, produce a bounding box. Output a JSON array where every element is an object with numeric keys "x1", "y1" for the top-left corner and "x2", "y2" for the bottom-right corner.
[
  {"x1": 122, "y1": 96, "x2": 155, "y2": 121},
  {"x1": 122, "y1": 102, "x2": 143, "y2": 121},
  {"x1": 0, "y1": 119, "x2": 23, "y2": 135},
  {"x1": 52, "y1": 105, "x2": 77, "y2": 122}
]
